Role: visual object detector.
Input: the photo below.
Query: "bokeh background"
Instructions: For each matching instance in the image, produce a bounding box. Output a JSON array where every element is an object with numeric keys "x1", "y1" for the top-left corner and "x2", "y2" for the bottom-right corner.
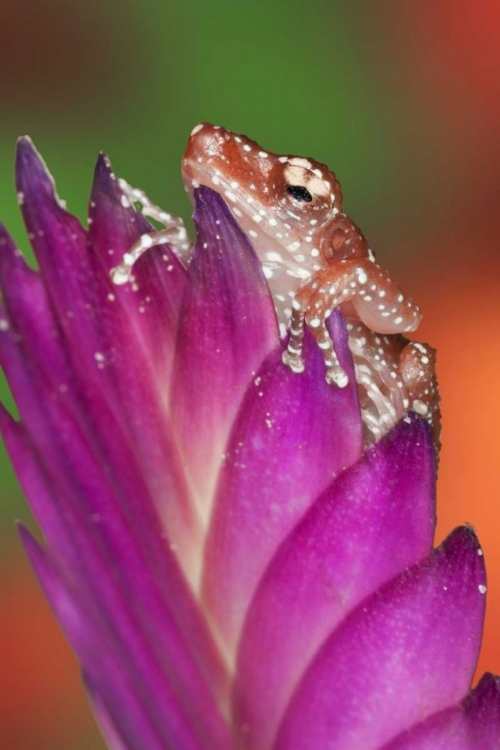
[{"x1": 1, "y1": 1, "x2": 499, "y2": 747}]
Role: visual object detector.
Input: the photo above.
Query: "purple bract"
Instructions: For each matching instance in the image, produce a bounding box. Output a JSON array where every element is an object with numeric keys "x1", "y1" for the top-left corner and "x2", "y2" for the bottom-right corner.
[{"x1": 1, "y1": 138, "x2": 499, "y2": 749}]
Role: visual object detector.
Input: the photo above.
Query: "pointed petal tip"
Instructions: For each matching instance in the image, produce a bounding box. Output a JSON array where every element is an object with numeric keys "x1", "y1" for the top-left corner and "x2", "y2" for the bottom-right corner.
[
  {"x1": 16, "y1": 520, "x2": 40, "y2": 558},
  {"x1": 15, "y1": 134, "x2": 56, "y2": 198},
  {"x1": 94, "y1": 151, "x2": 114, "y2": 177},
  {"x1": 0, "y1": 402, "x2": 14, "y2": 425},
  {"x1": 16, "y1": 134, "x2": 43, "y2": 164},
  {"x1": 475, "y1": 671, "x2": 500, "y2": 695},
  {"x1": 16, "y1": 135, "x2": 35, "y2": 150},
  {"x1": 15, "y1": 518, "x2": 28, "y2": 535},
  {"x1": 446, "y1": 523, "x2": 480, "y2": 550},
  {"x1": 192, "y1": 185, "x2": 230, "y2": 225},
  {"x1": 387, "y1": 411, "x2": 435, "y2": 451},
  {"x1": 90, "y1": 151, "x2": 125, "y2": 207},
  {"x1": 0, "y1": 222, "x2": 21, "y2": 253},
  {"x1": 0, "y1": 221, "x2": 12, "y2": 241}
]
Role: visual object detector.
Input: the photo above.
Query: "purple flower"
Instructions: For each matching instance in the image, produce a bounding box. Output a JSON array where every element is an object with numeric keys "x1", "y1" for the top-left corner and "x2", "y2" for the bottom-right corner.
[{"x1": 1, "y1": 138, "x2": 499, "y2": 749}]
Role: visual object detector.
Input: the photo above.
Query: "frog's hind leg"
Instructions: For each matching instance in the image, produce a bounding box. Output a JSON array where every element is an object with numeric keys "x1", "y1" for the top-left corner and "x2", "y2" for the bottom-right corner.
[
  {"x1": 399, "y1": 340, "x2": 441, "y2": 449},
  {"x1": 111, "y1": 178, "x2": 191, "y2": 284},
  {"x1": 344, "y1": 323, "x2": 440, "y2": 450}
]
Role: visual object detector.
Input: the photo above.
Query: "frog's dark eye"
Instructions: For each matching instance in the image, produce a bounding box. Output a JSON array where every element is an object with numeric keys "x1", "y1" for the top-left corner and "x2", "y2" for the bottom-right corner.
[{"x1": 286, "y1": 184, "x2": 313, "y2": 203}]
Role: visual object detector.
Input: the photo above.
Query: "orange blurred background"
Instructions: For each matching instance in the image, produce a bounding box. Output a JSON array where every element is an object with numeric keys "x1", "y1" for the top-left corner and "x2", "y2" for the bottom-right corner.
[{"x1": 0, "y1": 1, "x2": 499, "y2": 747}]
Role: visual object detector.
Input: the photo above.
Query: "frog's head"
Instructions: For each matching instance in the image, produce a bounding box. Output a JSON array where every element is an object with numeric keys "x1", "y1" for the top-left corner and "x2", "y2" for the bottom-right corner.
[
  {"x1": 183, "y1": 123, "x2": 343, "y2": 273},
  {"x1": 183, "y1": 123, "x2": 349, "y2": 331}
]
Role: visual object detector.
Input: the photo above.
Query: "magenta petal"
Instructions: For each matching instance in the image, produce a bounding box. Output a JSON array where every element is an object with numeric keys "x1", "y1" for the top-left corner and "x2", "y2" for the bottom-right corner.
[
  {"x1": 169, "y1": 187, "x2": 280, "y2": 513},
  {"x1": 88, "y1": 153, "x2": 188, "y2": 383},
  {"x1": 15, "y1": 137, "x2": 106, "y2": 371},
  {"x1": 19, "y1": 526, "x2": 230, "y2": 750},
  {"x1": 12, "y1": 141, "x2": 200, "y2": 569},
  {"x1": 0, "y1": 235, "x2": 197, "y2": 577},
  {"x1": 203, "y1": 310, "x2": 363, "y2": 651},
  {"x1": 383, "y1": 673, "x2": 500, "y2": 750},
  {"x1": 275, "y1": 526, "x2": 486, "y2": 750},
  {"x1": 234, "y1": 414, "x2": 435, "y2": 749},
  {"x1": 2, "y1": 408, "x2": 227, "y2": 700},
  {"x1": 85, "y1": 681, "x2": 130, "y2": 750}
]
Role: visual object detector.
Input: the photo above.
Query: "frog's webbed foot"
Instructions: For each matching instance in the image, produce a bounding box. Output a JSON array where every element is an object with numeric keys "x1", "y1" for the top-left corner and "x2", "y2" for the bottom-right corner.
[
  {"x1": 110, "y1": 179, "x2": 191, "y2": 285},
  {"x1": 281, "y1": 347, "x2": 305, "y2": 375}
]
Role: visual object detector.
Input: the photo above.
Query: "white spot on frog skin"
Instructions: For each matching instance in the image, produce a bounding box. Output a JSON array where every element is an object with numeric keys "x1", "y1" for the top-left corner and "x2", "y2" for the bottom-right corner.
[
  {"x1": 243, "y1": 144, "x2": 252, "y2": 152},
  {"x1": 412, "y1": 399, "x2": 428, "y2": 416},
  {"x1": 266, "y1": 251, "x2": 286, "y2": 263},
  {"x1": 0, "y1": 319, "x2": 9, "y2": 331},
  {"x1": 258, "y1": 151, "x2": 269, "y2": 158},
  {"x1": 356, "y1": 268, "x2": 368, "y2": 284},
  {"x1": 190, "y1": 123, "x2": 204, "y2": 136},
  {"x1": 288, "y1": 157, "x2": 312, "y2": 169},
  {"x1": 278, "y1": 156, "x2": 289, "y2": 163},
  {"x1": 263, "y1": 266, "x2": 273, "y2": 279},
  {"x1": 479, "y1": 584, "x2": 487, "y2": 594}
]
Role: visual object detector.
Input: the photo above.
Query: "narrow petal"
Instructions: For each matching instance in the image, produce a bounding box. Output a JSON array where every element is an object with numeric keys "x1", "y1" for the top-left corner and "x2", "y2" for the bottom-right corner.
[
  {"x1": 234, "y1": 414, "x2": 436, "y2": 749},
  {"x1": 15, "y1": 137, "x2": 105, "y2": 371},
  {"x1": 203, "y1": 310, "x2": 362, "y2": 652},
  {"x1": 19, "y1": 527, "x2": 230, "y2": 750},
  {"x1": 382, "y1": 673, "x2": 500, "y2": 750},
  {"x1": 1, "y1": 409, "x2": 227, "y2": 705},
  {"x1": 170, "y1": 187, "x2": 280, "y2": 521},
  {"x1": 88, "y1": 153, "x2": 188, "y2": 383},
  {"x1": 275, "y1": 526, "x2": 486, "y2": 750},
  {"x1": 85, "y1": 680, "x2": 130, "y2": 750},
  {"x1": 0, "y1": 235, "x2": 198, "y2": 577},
  {"x1": 12, "y1": 143, "x2": 201, "y2": 573}
]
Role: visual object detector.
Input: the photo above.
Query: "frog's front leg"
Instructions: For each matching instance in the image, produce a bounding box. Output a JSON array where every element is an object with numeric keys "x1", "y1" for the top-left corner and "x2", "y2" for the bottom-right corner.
[
  {"x1": 283, "y1": 305, "x2": 349, "y2": 387},
  {"x1": 110, "y1": 178, "x2": 191, "y2": 284},
  {"x1": 282, "y1": 258, "x2": 422, "y2": 385}
]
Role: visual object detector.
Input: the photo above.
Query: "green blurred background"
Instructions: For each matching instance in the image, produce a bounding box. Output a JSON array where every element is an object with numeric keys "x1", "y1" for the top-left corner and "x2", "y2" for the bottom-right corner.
[{"x1": 1, "y1": 1, "x2": 499, "y2": 747}]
